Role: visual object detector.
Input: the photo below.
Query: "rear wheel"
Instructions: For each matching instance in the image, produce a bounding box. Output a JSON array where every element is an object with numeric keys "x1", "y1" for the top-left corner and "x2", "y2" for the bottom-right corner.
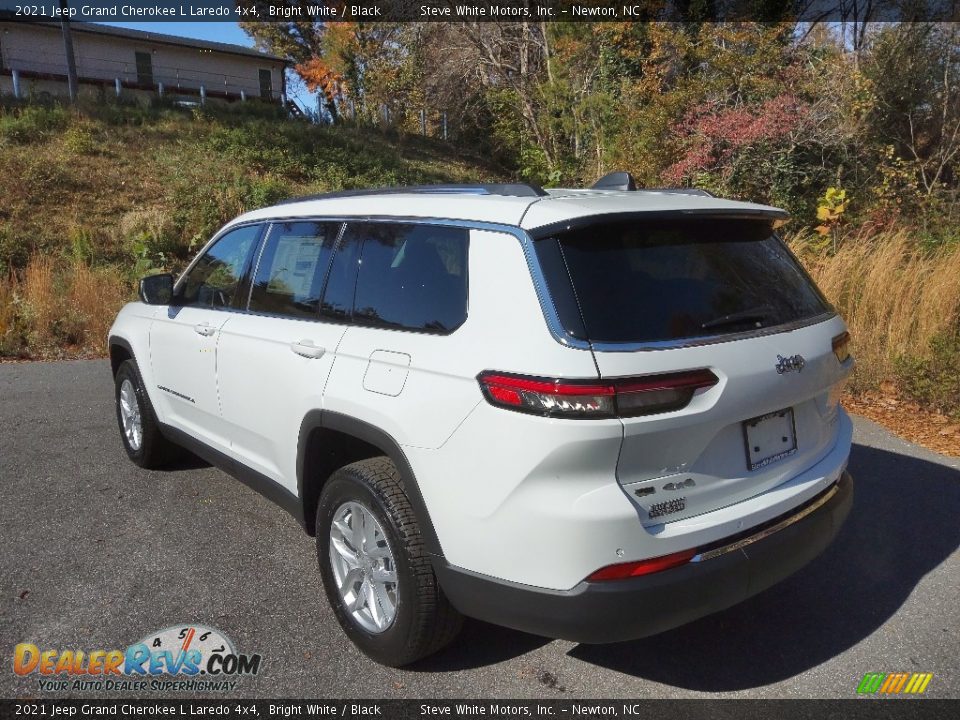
[
  {"x1": 114, "y1": 359, "x2": 180, "y2": 469},
  {"x1": 316, "y1": 457, "x2": 462, "y2": 666}
]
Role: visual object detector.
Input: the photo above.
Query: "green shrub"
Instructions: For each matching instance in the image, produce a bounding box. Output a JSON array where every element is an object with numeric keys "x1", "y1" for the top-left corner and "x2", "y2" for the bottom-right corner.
[
  {"x1": 895, "y1": 332, "x2": 960, "y2": 419},
  {"x1": 118, "y1": 209, "x2": 178, "y2": 275},
  {"x1": 243, "y1": 175, "x2": 291, "y2": 210},
  {"x1": 68, "y1": 225, "x2": 96, "y2": 264},
  {"x1": 63, "y1": 123, "x2": 97, "y2": 155},
  {"x1": 0, "y1": 224, "x2": 31, "y2": 273},
  {"x1": 0, "y1": 105, "x2": 70, "y2": 144}
]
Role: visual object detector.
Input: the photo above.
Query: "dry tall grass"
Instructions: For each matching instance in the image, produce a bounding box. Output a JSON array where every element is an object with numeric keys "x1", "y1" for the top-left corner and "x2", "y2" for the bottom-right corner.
[
  {"x1": 0, "y1": 271, "x2": 17, "y2": 349},
  {"x1": 0, "y1": 255, "x2": 132, "y2": 357},
  {"x1": 66, "y1": 261, "x2": 130, "y2": 348},
  {"x1": 22, "y1": 254, "x2": 57, "y2": 348},
  {"x1": 790, "y1": 230, "x2": 960, "y2": 390}
]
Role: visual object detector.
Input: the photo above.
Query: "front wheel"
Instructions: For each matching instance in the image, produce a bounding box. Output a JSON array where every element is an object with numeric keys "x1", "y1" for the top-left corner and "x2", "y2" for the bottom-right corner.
[
  {"x1": 316, "y1": 457, "x2": 462, "y2": 666},
  {"x1": 114, "y1": 359, "x2": 180, "y2": 469}
]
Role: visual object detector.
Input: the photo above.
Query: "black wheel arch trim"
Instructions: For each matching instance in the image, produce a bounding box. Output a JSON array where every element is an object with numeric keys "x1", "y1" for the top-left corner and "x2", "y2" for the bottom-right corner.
[
  {"x1": 109, "y1": 335, "x2": 163, "y2": 425},
  {"x1": 108, "y1": 335, "x2": 137, "y2": 375},
  {"x1": 297, "y1": 410, "x2": 444, "y2": 559}
]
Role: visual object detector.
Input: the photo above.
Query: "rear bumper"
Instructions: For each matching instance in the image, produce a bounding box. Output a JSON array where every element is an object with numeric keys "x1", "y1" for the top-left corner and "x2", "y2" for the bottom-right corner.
[{"x1": 436, "y1": 471, "x2": 853, "y2": 644}]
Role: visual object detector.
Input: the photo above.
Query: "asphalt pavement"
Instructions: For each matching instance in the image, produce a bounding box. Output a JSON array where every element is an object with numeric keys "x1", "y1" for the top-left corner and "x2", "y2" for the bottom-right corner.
[{"x1": 1, "y1": 360, "x2": 958, "y2": 699}]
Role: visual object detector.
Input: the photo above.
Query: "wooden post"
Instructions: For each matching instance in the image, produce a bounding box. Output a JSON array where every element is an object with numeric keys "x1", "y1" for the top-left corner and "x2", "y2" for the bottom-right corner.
[
  {"x1": 59, "y1": 1, "x2": 78, "y2": 103},
  {"x1": 114, "y1": 78, "x2": 121, "y2": 98},
  {"x1": 240, "y1": 90, "x2": 246, "y2": 102},
  {"x1": 11, "y1": 69, "x2": 21, "y2": 99},
  {"x1": 158, "y1": 82, "x2": 164, "y2": 98}
]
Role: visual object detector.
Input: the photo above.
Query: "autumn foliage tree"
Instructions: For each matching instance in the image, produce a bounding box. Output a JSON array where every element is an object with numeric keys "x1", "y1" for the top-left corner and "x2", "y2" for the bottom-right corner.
[{"x1": 242, "y1": 17, "x2": 959, "y2": 243}]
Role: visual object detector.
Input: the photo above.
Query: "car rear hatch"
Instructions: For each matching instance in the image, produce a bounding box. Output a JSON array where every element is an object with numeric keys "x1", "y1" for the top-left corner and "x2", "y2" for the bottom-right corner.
[{"x1": 531, "y1": 212, "x2": 853, "y2": 527}]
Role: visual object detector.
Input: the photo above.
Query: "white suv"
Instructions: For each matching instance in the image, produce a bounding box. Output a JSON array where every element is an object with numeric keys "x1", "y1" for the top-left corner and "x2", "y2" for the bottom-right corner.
[{"x1": 108, "y1": 175, "x2": 854, "y2": 666}]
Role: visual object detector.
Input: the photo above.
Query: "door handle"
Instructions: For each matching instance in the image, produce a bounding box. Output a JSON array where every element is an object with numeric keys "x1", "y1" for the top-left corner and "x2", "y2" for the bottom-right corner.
[
  {"x1": 193, "y1": 323, "x2": 216, "y2": 337},
  {"x1": 290, "y1": 340, "x2": 326, "y2": 359}
]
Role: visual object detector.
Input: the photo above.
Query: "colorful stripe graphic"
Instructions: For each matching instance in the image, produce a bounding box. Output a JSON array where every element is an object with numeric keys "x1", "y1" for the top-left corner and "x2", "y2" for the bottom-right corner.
[{"x1": 857, "y1": 672, "x2": 933, "y2": 695}]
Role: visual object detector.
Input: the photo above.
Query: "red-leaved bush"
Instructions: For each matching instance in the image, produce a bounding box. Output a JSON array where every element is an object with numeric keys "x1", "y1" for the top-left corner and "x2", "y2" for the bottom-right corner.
[{"x1": 664, "y1": 94, "x2": 811, "y2": 185}]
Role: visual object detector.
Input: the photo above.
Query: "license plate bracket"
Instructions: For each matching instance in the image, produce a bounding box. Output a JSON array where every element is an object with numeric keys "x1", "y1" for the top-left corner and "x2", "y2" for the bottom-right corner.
[{"x1": 743, "y1": 408, "x2": 797, "y2": 471}]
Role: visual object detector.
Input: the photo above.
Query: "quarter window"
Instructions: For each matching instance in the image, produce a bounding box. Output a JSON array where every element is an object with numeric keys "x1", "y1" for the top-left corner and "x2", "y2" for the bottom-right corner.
[
  {"x1": 248, "y1": 222, "x2": 340, "y2": 318},
  {"x1": 179, "y1": 225, "x2": 261, "y2": 309},
  {"x1": 345, "y1": 223, "x2": 469, "y2": 334}
]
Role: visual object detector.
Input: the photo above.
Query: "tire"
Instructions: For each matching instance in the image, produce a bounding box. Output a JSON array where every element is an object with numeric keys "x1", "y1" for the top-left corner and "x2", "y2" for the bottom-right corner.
[
  {"x1": 114, "y1": 359, "x2": 181, "y2": 469},
  {"x1": 316, "y1": 457, "x2": 462, "y2": 666}
]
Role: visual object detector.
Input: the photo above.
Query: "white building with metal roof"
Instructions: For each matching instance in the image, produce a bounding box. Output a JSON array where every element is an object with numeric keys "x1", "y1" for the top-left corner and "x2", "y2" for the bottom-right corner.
[{"x1": 0, "y1": 20, "x2": 287, "y2": 104}]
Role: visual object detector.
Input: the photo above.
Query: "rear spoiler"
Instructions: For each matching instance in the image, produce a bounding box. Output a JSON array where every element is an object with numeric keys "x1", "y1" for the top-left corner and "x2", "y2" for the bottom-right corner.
[{"x1": 527, "y1": 209, "x2": 790, "y2": 239}]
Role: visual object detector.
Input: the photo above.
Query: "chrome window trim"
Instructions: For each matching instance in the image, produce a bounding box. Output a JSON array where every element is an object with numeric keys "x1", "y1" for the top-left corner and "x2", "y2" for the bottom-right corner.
[
  {"x1": 182, "y1": 213, "x2": 833, "y2": 353},
  {"x1": 191, "y1": 214, "x2": 591, "y2": 349},
  {"x1": 181, "y1": 216, "x2": 491, "y2": 337}
]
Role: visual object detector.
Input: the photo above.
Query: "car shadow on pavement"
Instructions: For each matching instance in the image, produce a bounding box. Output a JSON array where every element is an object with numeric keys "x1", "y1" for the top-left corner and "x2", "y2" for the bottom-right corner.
[
  {"x1": 161, "y1": 450, "x2": 212, "y2": 472},
  {"x1": 566, "y1": 443, "x2": 960, "y2": 690},
  {"x1": 410, "y1": 618, "x2": 551, "y2": 671}
]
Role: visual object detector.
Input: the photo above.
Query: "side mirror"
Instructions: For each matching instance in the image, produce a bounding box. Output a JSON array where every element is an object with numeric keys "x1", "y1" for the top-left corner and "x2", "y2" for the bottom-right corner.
[{"x1": 138, "y1": 273, "x2": 174, "y2": 305}]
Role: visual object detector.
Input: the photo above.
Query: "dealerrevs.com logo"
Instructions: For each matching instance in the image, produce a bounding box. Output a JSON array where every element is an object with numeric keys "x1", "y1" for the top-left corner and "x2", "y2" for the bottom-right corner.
[{"x1": 13, "y1": 624, "x2": 262, "y2": 693}]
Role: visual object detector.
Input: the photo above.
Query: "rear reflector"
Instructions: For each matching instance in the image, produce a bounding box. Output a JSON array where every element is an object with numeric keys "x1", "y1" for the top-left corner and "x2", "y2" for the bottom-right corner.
[
  {"x1": 586, "y1": 549, "x2": 697, "y2": 581},
  {"x1": 832, "y1": 331, "x2": 851, "y2": 364},
  {"x1": 477, "y1": 369, "x2": 718, "y2": 419}
]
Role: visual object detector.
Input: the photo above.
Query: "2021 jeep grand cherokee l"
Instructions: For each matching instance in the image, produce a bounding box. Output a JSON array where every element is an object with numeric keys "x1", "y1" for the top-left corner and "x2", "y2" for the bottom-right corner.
[{"x1": 109, "y1": 176, "x2": 854, "y2": 666}]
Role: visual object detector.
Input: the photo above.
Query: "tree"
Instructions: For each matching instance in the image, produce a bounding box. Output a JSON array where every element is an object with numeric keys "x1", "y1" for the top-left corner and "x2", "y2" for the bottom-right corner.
[{"x1": 241, "y1": 11, "x2": 417, "y2": 125}]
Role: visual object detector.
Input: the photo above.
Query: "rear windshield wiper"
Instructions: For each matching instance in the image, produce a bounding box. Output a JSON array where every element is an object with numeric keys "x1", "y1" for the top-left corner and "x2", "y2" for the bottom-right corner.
[{"x1": 701, "y1": 305, "x2": 772, "y2": 331}]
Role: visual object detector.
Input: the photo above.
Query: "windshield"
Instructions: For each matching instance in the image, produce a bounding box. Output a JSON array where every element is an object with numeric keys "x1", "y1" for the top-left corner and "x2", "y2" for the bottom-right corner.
[{"x1": 534, "y1": 216, "x2": 831, "y2": 344}]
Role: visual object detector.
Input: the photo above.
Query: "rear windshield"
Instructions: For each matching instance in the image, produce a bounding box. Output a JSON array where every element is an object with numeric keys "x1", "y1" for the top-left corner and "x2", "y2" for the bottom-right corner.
[{"x1": 535, "y1": 216, "x2": 830, "y2": 344}]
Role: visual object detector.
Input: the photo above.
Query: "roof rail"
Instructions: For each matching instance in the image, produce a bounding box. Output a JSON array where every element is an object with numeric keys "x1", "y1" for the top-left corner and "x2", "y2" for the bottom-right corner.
[
  {"x1": 642, "y1": 187, "x2": 716, "y2": 198},
  {"x1": 590, "y1": 171, "x2": 715, "y2": 197},
  {"x1": 276, "y1": 183, "x2": 547, "y2": 205}
]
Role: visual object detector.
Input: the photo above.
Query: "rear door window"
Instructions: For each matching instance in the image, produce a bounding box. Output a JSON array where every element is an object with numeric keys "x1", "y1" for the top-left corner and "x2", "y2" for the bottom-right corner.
[
  {"x1": 535, "y1": 216, "x2": 830, "y2": 344},
  {"x1": 340, "y1": 222, "x2": 469, "y2": 333}
]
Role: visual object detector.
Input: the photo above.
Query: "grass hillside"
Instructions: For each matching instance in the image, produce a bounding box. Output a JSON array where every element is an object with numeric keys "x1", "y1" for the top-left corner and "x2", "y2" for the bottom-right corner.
[
  {"x1": 0, "y1": 100, "x2": 501, "y2": 358},
  {"x1": 0, "y1": 101, "x2": 500, "y2": 273}
]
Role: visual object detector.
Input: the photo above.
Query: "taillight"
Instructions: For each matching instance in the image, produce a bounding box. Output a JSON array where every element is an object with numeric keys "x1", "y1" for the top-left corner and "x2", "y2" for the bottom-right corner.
[
  {"x1": 832, "y1": 331, "x2": 851, "y2": 364},
  {"x1": 477, "y1": 369, "x2": 718, "y2": 419},
  {"x1": 477, "y1": 373, "x2": 616, "y2": 418},
  {"x1": 586, "y1": 549, "x2": 696, "y2": 581}
]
